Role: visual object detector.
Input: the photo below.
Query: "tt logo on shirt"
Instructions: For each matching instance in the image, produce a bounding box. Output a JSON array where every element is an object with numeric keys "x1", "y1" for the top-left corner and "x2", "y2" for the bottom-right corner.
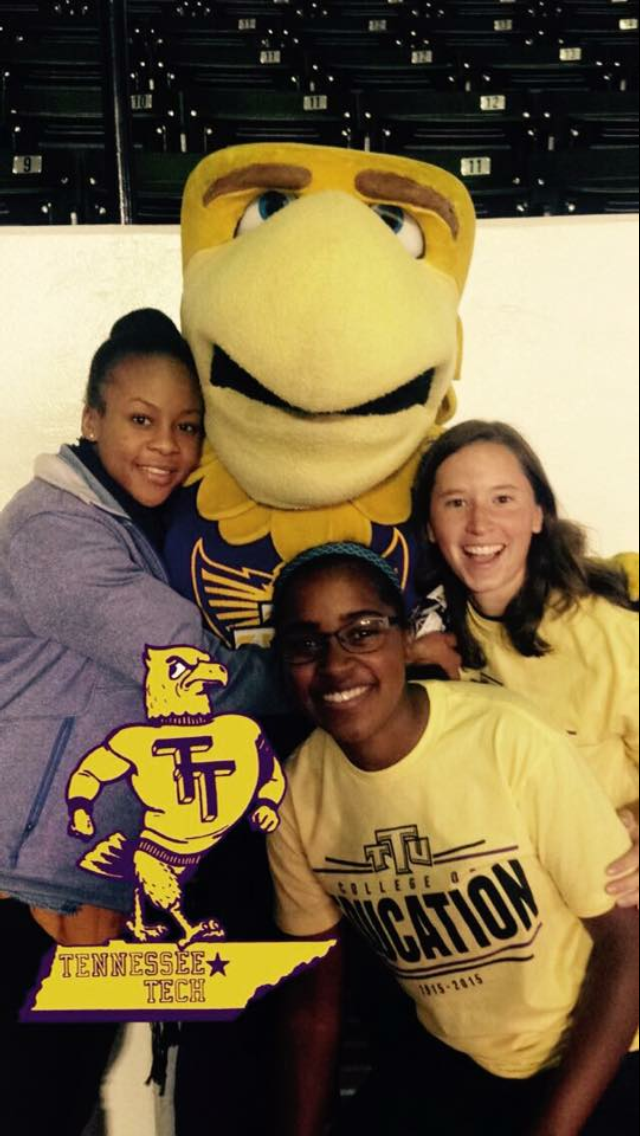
[{"x1": 365, "y1": 825, "x2": 433, "y2": 873}]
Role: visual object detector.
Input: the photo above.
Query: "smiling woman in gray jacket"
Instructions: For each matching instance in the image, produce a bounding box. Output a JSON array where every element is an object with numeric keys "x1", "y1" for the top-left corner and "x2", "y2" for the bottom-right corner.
[
  {"x1": 0, "y1": 310, "x2": 283, "y2": 921},
  {"x1": 0, "y1": 309, "x2": 290, "y2": 1136}
]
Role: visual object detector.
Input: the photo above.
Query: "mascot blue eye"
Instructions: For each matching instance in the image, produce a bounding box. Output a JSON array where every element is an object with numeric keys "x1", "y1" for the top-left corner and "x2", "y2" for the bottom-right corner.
[
  {"x1": 236, "y1": 191, "x2": 298, "y2": 236},
  {"x1": 371, "y1": 204, "x2": 425, "y2": 259}
]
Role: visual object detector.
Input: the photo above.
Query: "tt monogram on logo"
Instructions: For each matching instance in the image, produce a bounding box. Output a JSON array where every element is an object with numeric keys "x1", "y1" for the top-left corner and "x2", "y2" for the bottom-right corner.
[{"x1": 364, "y1": 826, "x2": 433, "y2": 874}]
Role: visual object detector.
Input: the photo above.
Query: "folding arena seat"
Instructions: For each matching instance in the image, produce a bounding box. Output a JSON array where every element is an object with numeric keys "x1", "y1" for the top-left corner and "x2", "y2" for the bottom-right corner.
[
  {"x1": 40, "y1": 1, "x2": 100, "y2": 28},
  {"x1": 431, "y1": 37, "x2": 552, "y2": 92},
  {"x1": 142, "y1": 0, "x2": 292, "y2": 39},
  {"x1": 82, "y1": 148, "x2": 119, "y2": 221},
  {"x1": 0, "y1": 1, "x2": 39, "y2": 26},
  {"x1": 416, "y1": 2, "x2": 543, "y2": 56},
  {"x1": 297, "y1": 25, "x2": 405, "y2": 57},
  {"x1": 556, "y1": 1, "x2": 639, "y2": 39},
  {"x1": 539, "y1": 89, "x2": 638, "y2": 151},
  {"x1": 0, "y1": 144, "x2": 82, "y2": 222},
  {"x1": 303, "y1": 44, "x2": 459, "y2": 101},
  {"x1": 425, "y1": 2, "x2": 539, "y2": 35},
  {"x1": 183, "y1": 86, "x2": 355, "y2": 153},
  {"x1": 0, "y1": 35, "x2": 103, "y2": 81},
  {"x1": 213, "y1": 0, "x2": 298, "y2": 13},
  {"x1": 550, "y1": 1, "x2": 639, "y2": 83},
  {"x1": 297, "y1": 1, "x2": 405, "y2": 40},
  {"x1": 127, "y1": 0, "x2": 187, "y2": 17},
  {"x1": 533, "y1": 145, "x2": 639, "y2": 212},
  {"x1": 363, "y1": 88, "x2": 537, "y2": 158},
  {"x1": 4, "y1": 80, "x2": 105, "y2": 152},
  {"x1": 0, "y1": 11, "x2": 106, "y2": 198},
  {"x1": 587, "y1": 40, "x2": 639, "y2": 89},
  {"x1": 132, "y1": 150, "x2": 202, "y2": 222},
  {"x1": 152, "y1": 36, "x2": 302, "y2": 92},
  {"x1": 303, "y1": 0, "x2": 408, "y2": 13},
  {"x1": 130, "y1": 85, "x2": 183, "y2": 152},
  {"x1": 467, "y1": 41, "x2": 621, "y2": 93},
  {"x1": 370, "y1": 99, "x2": 533, "y2": 217}
]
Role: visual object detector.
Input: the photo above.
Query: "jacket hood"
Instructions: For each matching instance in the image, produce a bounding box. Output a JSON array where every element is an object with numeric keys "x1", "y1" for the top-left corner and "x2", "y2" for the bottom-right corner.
[{"x1": 34, "y1": 447, "x2": 129, "y2": 519}]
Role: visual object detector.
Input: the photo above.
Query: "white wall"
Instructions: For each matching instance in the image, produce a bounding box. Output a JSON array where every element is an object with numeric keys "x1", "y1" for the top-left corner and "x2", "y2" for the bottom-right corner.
[
  {"x1": 456, "y1": 215, "x2": 639, "y2": 555},
  {"x1": 0, "y1": 216, "x2": 638, "y2": 1134},
  {"x1": 0, "y1": 214, "x2": 638, "y2": 553}
]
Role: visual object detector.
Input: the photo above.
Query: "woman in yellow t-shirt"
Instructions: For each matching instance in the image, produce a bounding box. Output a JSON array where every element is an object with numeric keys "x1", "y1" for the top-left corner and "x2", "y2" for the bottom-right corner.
[
  {"x1": 267, "y1": 542, "x2": 637, "y2": 1136},
  {"x1": 411, "y1": 419, "x2": 638, "y2": 908}
]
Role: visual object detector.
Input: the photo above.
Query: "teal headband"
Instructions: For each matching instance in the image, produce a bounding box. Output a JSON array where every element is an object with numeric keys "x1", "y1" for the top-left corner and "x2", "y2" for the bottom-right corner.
[{"x1": 273, "y1": 541, "x2": 404, "y2": 603}]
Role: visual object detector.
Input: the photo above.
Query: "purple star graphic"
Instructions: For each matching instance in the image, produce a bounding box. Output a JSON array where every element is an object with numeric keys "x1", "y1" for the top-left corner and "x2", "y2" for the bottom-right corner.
[{"x1": 208, "y1": 953, "x2": 230, "y2": 977}]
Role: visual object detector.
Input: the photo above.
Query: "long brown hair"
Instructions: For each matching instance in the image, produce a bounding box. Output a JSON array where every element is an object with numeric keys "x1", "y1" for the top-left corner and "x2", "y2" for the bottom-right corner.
[{"x1": 412, "y1": 420, "x2": 632, "y2": 667}]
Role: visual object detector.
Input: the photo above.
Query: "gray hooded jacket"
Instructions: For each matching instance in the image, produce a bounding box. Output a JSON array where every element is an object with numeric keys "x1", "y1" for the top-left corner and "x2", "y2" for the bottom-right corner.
[{"x1": 0, "y1": 447, "x2": 285, "y2": 912}]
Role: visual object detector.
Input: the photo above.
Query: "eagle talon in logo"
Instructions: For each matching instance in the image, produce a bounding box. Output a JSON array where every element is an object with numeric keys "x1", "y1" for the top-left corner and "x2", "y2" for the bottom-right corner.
[{"x1": 66, "y1": 645, "x2": 286, "y2": 951}]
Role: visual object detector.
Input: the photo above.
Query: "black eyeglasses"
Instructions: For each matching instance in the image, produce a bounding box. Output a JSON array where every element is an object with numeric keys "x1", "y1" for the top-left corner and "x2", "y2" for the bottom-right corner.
[{"x1": 277, "y1": 615, "x2": 401, "y2": 666}]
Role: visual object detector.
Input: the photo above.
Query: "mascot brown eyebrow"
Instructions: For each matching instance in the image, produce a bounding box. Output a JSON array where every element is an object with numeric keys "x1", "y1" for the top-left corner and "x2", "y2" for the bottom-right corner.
[{"x1": 165, "y1": 142, "x2": 476, "y2": 648}]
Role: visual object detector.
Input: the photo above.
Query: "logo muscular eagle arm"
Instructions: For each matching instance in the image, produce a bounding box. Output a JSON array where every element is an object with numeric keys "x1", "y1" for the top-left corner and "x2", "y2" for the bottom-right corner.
[
  {"x1": 67, "y1": 742, "x2": 132, "y2": 841},
  {"x1": 248, "y1": 733, "x2": 287, "y2": 835}
]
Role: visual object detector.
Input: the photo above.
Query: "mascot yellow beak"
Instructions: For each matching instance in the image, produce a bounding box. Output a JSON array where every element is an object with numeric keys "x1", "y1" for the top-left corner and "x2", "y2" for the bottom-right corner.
[
  {"x1": 185, "y1": 661, "x2": 229, "y2": 692},
  {"x1": 181, "y1": 142, "x2": 475, "y2": 511}
]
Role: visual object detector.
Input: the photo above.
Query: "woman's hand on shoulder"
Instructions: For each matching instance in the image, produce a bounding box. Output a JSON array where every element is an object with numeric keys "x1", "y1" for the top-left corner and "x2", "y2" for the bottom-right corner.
[{"x1": 606, "y1": 802, "x2": 639, "y2": 909}]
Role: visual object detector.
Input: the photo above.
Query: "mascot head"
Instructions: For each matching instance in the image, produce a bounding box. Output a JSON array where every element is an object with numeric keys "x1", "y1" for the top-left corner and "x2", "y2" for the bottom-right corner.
[
  {"x1": 143, "y1": 646, "x2": 228, "y2": 722},
  {"x1": 180, "y1": 142, "x2": 475, "y2": 513}
]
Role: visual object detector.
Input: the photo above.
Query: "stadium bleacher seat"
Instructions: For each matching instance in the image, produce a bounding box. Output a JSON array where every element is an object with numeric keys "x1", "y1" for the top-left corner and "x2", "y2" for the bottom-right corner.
[
  {"x1": 589, "y1": 39, "x2": 639, "y2": 89},
  {"x1": 379, "y1": 134, "x2": 533, "y2": 218},
  {"x1": 470, "y1": 43, "x2": 624, "y2": 92},
  {"x1": 304, "y1": 43, "x2": 459, "y2": 99},
  {"x1": 0, "y1": 143, "x2": 81, "y2": 222},
  {"x1": 183, "y1": 86, "x2": 355, "y2": 152},
  {"x1": 539, "y1": 89, "x2": 638, "y2": 151},
  {"x1": 363, "y1": 88, "x2": 537, "y2": 155},
  {"x1": 296, "y1": 2, "x2": 405, "y2": 44},
  {"x1": 132, "y1": 149, "x2": 202, "y2": 222},
  {"x1": 151, "y1": 37, "x2": 302, "y2": 91},
  {"x1": 0, "y1": 0, "x2": 637, "y2": 224},
  {"x1": 5, "y1": 80, "x2": 104, "y2": 152},
  {"x1": 82, "y1": 149, "x2": 118, "y2": 221},
  {"x1": 130, "y1": 85, "x2": 183, "y2": 152},
  {"x1": 556, "y1": 1, "x2": 639, "y2": 39},
  {"x1": 534, "y1": 144, "x2": 639, "y2": 212}
]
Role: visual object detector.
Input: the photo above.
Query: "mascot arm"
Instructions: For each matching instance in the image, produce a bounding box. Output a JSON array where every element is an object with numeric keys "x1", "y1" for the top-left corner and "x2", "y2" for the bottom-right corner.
[
  {"x1": 67, "y1": 742, "x2": 131, "y2": 839},
  {"x1": 9, "y1": 511, "x2": 290, "y2": 717},
  {"x1": 249, "y1": 733, "x2": 287, "y2": 833}
]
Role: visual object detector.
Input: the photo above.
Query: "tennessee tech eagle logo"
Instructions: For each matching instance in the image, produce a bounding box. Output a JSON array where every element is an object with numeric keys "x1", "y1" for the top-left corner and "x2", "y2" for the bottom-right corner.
[{"x1": 66, "y1": 646, "x2": 286, "y2": 949}]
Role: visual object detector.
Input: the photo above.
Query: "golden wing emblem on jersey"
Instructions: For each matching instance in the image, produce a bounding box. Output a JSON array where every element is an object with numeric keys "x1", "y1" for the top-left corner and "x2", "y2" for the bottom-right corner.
[{"x1": 191, "y1": 538, "x2": 280, "y2": 648}]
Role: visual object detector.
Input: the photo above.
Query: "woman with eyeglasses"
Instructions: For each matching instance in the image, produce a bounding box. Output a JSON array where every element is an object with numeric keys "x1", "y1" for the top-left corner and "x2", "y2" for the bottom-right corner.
[{"x1": 267, "y1": 542, "x2": 638, "y2": 1136}]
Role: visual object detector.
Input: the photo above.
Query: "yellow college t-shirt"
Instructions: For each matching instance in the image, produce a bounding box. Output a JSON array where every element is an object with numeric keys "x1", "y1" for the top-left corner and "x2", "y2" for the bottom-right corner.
[
  {"x1": 460, "y1": 595, "x2": 639, "y2": 810},
  {"x1": 268, "y1": 681, "x2": 632, "y2": 1079}
]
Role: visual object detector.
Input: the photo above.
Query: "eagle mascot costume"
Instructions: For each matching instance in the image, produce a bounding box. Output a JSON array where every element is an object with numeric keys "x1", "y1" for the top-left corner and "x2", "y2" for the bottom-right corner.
[{"x1": 165, "y1": 142, "x2": 476, "y2": 645}]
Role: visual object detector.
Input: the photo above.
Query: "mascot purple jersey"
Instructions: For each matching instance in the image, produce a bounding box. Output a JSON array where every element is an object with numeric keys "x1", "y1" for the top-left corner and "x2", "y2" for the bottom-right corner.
[
  {"x1": 166, "y1": 485, "x2": 419, "y2": 649},
  {"x1": 164, "y1": 142, "x2": 476, "y2": 643}
]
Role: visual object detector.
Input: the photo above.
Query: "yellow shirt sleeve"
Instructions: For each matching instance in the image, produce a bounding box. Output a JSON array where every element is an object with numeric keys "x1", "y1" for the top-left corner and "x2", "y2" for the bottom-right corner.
[
  {"x1": 268, "y1": 778, "x2": 341, "y2": 938},
  {"x1": 513, "y1": 715, "x2": 632, "y2": 919}
]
